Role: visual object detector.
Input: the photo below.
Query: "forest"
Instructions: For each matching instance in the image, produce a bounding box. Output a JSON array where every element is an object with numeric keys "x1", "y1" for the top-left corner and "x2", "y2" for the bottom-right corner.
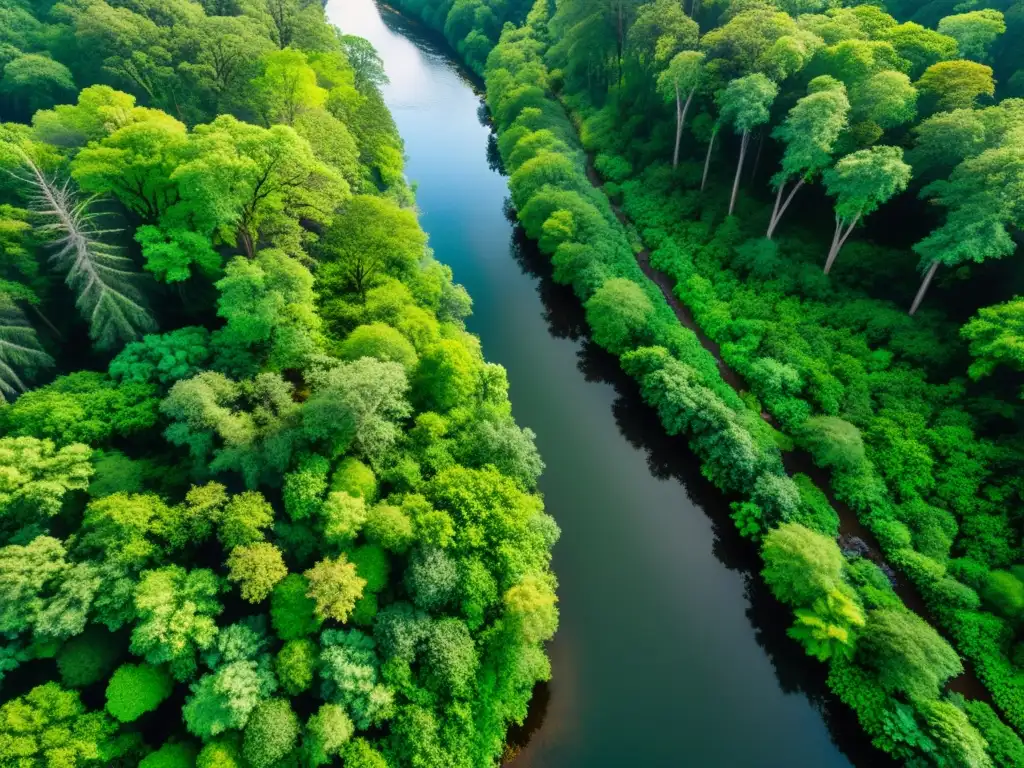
[
  {"x1": 388, "y1": 0, "x2": 1024, "y2": 764},
  {"x1": 0, "y1": 0, "x2": 559, "y2": 766}
]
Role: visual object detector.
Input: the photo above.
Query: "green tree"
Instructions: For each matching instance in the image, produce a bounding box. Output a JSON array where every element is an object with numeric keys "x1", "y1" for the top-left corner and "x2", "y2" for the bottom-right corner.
[
  {"x1": 172, "y1": 115, "x2": 347, "y2": 257},
  {"x1": 0, "y1": 683, "x2": 123, "y2": 768},
  {"x1": 276, "y1": 638, "x2": 317, "y2": 695},
  {"x1": 585, "y1": 278, "x2": 654, "y2": 355},
  {"x1": 227, "y1": 542, "x2": 287, "y2": 603},
  {"x1": 105, "y1": 662, "x2": 173, "y2": 722},
  {"x1": 317, "y1": 195, "x2": 426, "y2": 298},
  {"x1": 882, "y1": 22, "x2": 957, "y2": 78},
  {"x1": 70, "y1": 111, "x2": 187, "y2": 223},
  {"x1": 938, "y1": 10, "x2": 1006, "y2": 63},
  {"x1": 657, "y1": 51, "x2": 705, "y2": 169},
  {"x1": 303, "y1": 703, "x2": 353, "y2": 766},
  {"x1": 242, "y1": 699, "x2": 298, "y2": 768},
  {"x1": 0, "y1": 54, "x2": 76, "y2": 118},
  {"x1": 338, "y1": 322, "x2": 418, "y2": 370},
  {"x1": 270, "y1": 573, "x2": 321, "y2": 640},
  {"x1": 251, "y1": 48, "x2": 327, "y2": 126},
  {"x1": 962, "y1": 298, "x2": 1024, "y2": 386},
  {"x1": 57, "y1": 627, "x2": 121, "y2": 688},
  {"x1": 822, "y1": 146, "x2": 911, "y2": 273},
  {"x1": 183, "y1": 659, "x2": 275, "y2": 739},
  {"x1": 858, "y1": 608, "x2": 963, "y2": 699},
  {"x1": 131, "y1": 566, "x2": 224, "y2": 680},
  {"x1": 0, "y1": 436, "x2": 93, "y2": 520},
  {"x1": 917, "y1": 60, "x2": 995, "y2": 112},
  {"x1": 412, "y1": 339, "x2": 478, "y2": 413},
  {"x1": 304, "y1": 556, "x2": 366, "y2": 623},
  {"x1": 717, "y1": 73, "x2": 779, "y2": 215},
  {"x1": 767, "y1": 81, "x2": 850, "y2": 238}
]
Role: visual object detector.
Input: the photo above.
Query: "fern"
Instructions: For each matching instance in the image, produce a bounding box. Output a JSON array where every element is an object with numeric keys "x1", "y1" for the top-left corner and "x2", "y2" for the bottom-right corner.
[
  {"x1": 14, "y1": 150, "x2": 156, "y2": 350},
  {"x1": 0, "y1": 295, "x2": 53, "y2": 402}
]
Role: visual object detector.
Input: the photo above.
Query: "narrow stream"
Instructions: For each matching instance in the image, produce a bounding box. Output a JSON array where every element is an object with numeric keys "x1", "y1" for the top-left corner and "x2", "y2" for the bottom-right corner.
[{"x1": 329, "y1": 2, "x2": 877, "y2": 765}]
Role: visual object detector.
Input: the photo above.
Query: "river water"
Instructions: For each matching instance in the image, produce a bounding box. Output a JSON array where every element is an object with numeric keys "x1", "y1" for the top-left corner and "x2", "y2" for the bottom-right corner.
[{"x1": 328, "y1": 2, "x2": 872, "y2": 765}]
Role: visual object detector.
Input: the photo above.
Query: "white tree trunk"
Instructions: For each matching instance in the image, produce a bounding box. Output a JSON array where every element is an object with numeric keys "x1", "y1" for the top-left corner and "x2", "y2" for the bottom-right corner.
[
  {"x1": 823, "y1": 212, "x2": 861, "y2": 274},
  {"x1": 701, "y1": 125, "x2": 718, "y2": 191},
  {"x1": 673, "y1": 85, "x2": 682, "y2": 169},
  {"x1": 766, "y1": 178, "x2": 805, "y2": 239},
  {"x1": 729, "y1": 130, "x2": 750, "y2": 216},
  {"x1": 909, "y1": 261, "x2": 940, "y2": 316}
]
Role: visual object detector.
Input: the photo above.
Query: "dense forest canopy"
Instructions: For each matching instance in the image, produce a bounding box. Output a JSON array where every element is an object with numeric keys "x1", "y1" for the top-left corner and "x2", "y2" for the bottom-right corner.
[
  {"x1": 389, "y1": 0, "x2": 1024, "y2": 764},
  {"x1": 0, "y1": 0, "x2": 558, "y2": 766}
]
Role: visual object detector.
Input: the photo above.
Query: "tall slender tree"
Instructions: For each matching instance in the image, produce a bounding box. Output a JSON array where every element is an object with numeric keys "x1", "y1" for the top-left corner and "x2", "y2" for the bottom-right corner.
[
  {"x1": 657, "y1": 51, "x2": 705, "y2": 168},
  {"x1": 717, "y1": 73, "x2": 778, "y2": 215}
]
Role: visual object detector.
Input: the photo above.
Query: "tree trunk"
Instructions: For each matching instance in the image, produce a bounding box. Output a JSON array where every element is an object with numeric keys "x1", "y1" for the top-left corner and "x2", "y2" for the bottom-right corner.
[
  {"x1": 672, "y1": 86, "x2": 696, "y2": 169},
  {"x1": 673, "y1": 84, "x2": 682, "y2": 169},
  {"x1": 823, "y1": 212, "x2": 861, "y2": 274},
  {"x1": 701, "y1": 125, "x2": 718, "y2": 192},
  {"x1": 909, "y1": 261, "x2": 939, "y2": 316},
  {"x1": 766, "y1": 178, "x2": 805, "y2": 239},
  {"x1": 729, "y1": 130, "x2": 750, "y2": 216},
  {"x1": 750, "y1": 126, "x2": 764, "y2": 183},
  {"x1": 26, "y1": 302, "x2": 63, "y2": 340}
]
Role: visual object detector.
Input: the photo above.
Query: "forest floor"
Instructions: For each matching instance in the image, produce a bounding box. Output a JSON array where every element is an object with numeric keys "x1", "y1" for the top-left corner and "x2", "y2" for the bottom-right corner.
[{"x1": 580, "y1": 157, "x2": 996, "y2": 705}]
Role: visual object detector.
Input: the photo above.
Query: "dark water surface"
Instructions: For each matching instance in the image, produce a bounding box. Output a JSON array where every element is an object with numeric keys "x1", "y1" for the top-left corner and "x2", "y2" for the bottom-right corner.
[{"x1": 327, "y1": 3, "x2": 868, "y2": 765}]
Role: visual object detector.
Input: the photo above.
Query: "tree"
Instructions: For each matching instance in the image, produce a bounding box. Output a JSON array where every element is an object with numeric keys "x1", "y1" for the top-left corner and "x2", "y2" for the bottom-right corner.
[
  {"x1": 270, "y1": 573, "x2": 321, "y2": 640},
  {"x1": 303, "y1": 703, "x2": 353, "y2": 766},
  {"x1": 422, "y1": 618, "x2": 478, "y2": 697},
  {"x1": 317, "y1": 195, "x2": 425, "y2": 298},
  {"x1": 105, "y1": 663, "x2": 173, "y2": 722},
  {"x1": 338, "y1": 323, "x2": 418, "y2": 370},
  {"x1": 0, "y1": 297, "x2": 52, "y2": 402},
  {"x1": 916, "y1": 60, "x2": 995, "y2": 112},
  {"x1": 849, "y1": 70, "x2": 917, "y2": 142},
  {"x1": 0, "y1": 535, "x2": 68, "y2": 635},
  {"x1": 882, "y1": 22, "x2": 957, "y2": 78},
  {"x1": 822, "y1": 146, "x2": 911, "y2": 273},
  {"x1": 139, "y1": 742, "x2": 199, "y2": 768},
  {"x1": 242, "y1": 699, "x2": 298, "y2": 768},
  {"x1": 938, "y1": 10, "x2": 1006, "y2": 63},
  {"x1": 341, "y1": 35, "x2": 388, "y2": 92},
  {"x1": 321, "y1": 491, "x2": 367, "y2": 545},
  {"x1": 0, "y1": 54, "x2": 76, "y2": 118},
  {"x1": 276, "y1": 638, "x2": 317, "y2": 695},
  {"x1": 131, "y1": 566, "x2": 224, "y2": 680},
  {"x1": 251, "y1": 49, "x2": 327, "y2": 126},
  {"x1": 657, "y1": 51, "x2": 705, "y2": 169},
  {"x1": 0, "y1": 683, "x2": 123, "y2": 768},
  {"x1": 304, "y1": 556, "x2": 366, "y2": 623},
  {"x1": 183, "y1": 660, "x2": 275, "y2": 738},
  {"x1": 227, "y1": 543, "x2": 287, "y2": 603},
  {"x1": 910, "y1": 142, "x2": 1024, "y2": 314},
  {"x1": 214, "y1": 249, "x2": 321, "y2": 371},
  {"x1": 181, "y1": 15, "x2": 272, "y2": 111},
  {"x1": 70, "y1": 111, "x2": 187, "y2": 223},
  {"x1": 761, "y1": 522, "x2": 847, "y2": 606},
  {"x1": 717, "y1": 73, "x2": 779, "y2": 215},
  {"x1": 412, "y1": 339, "x2": 479, "y2": 413},
  {"x1": 858, "y1": 608, "x2": 963, "y2": 699},
  {"x1": 57, "y1": 627, "x2": 121, "y2": 688},
  {"x1": 318, "y1": 629, "x2": 394, "y2": 729},
  {"x1": 304, "y1": 357, "x2": 411, "y2": 462},
  {"x1": 109, "y1": 327, "x2": 213, "y2": 388},
  {"x1": 767, "y1": 81, "x2": 850, "y2": 238},
  {"x1": 13, "y1": 150, "x2": 156, "y2": 349},
  {"x1": 172, "y1": 115, "x2": 347, "y2": 257},
  {"x1": 585, "y1": 278, "x2": 654, "y2": 354},
  {"x1": 787, "y1": 589, "x2": 865, "y2": 661},
  {"x1": 962, "y1": 299, "x2": 1024, "y2": 385},
  {"x1": 0, "y1": 436, "x2": 93, "y2": 519}
]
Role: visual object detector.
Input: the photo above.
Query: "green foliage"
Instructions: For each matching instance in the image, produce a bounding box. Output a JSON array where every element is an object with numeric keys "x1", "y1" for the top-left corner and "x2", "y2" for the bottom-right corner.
[
  {"x1": 276, "y1": 639, "x2": 317, "y2": 696},
  {"x1": 243, "y1": 699, "x2": 298, "y2": 768},
  {"x1": 105, "y1": 663, "x2": 173, "y2": 722},
  {"x1": 57, "y1": 628, "x2": 121, "y2": 688},
  {"x1": 0, "y1": 683, "x2": 123, "y2": 767},
  {"x1": 227, "y1": 543, "x2": 287, "y2": 603},
  {"x1": 270, "y1": 574, "x2": 322, "y2": 641},
  {"x1": 858, "y1": 608, "x2": 963, "y2": 700},
  {"x1": 304, "y1": 556, "x2": 366, "y2": 624}
]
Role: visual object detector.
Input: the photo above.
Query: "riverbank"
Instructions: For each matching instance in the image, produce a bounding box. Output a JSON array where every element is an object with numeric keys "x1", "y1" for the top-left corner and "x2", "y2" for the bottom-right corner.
[{"x1": 462, "y1": 0, "x2": 1021, "y2": 763}]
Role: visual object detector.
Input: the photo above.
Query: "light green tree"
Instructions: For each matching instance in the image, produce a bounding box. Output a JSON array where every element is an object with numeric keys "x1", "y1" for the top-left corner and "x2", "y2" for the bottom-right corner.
[{"x1": 717, "y1": 73, "x2": 779, "y2": 215}]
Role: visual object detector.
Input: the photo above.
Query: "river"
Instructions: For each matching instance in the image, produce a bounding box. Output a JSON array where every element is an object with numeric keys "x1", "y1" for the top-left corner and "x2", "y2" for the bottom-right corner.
[{"x1": 328, "y1": 2, "x2": 877, "y2": 765}]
